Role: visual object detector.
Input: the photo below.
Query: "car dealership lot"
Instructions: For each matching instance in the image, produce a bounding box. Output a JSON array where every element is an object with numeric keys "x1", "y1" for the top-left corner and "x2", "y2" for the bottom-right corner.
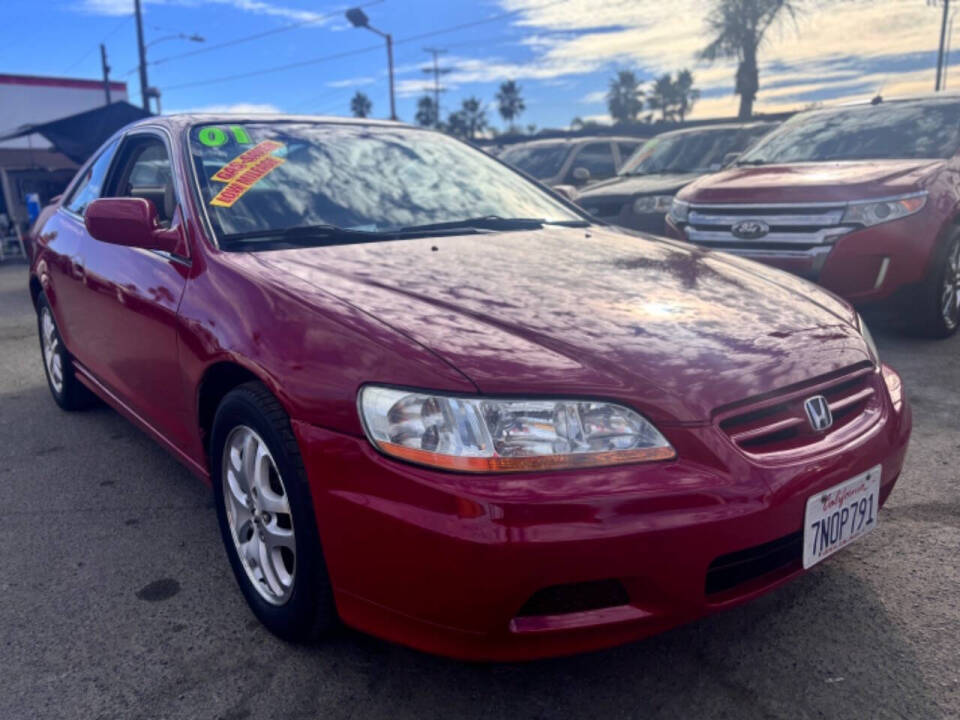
[{"x1": 0, "y1": 260, "x2": 957, "y2": 719}]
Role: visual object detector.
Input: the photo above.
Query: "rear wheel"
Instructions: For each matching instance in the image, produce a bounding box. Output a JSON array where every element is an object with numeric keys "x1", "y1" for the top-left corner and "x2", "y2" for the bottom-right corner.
[
  {"x1": 916, "y1": 231, "x2": 960, "y2": 338},
  {"x1": 211, "y1": 381, "x2": 337, "y2": 641},
  {"x1": 36, "y1": 293, "x2": 97, "y2": 410}
]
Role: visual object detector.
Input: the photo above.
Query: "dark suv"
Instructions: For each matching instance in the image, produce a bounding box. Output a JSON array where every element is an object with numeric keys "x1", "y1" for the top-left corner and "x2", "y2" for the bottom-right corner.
[{"x1": 577, "y1": 122, "x2": 775, "y2": 234}]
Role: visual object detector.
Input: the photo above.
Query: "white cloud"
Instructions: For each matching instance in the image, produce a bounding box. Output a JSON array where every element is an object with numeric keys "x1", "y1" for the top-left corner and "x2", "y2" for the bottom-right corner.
[
  {"x1": 326, "y1": 76, "x2": 377, "y2": 88},
  {"x1": 166, "y1": 102, "x2": 283, "y2": 114},
  {"x1": 76, "y1": 0, "x2": 336, "y2": 23},
  {"x1": 495, "y1": 0, "x2": 950, "y2": 119},
  {"x1": 579, "y1": 89, "x2": 606, "y2": 104}
]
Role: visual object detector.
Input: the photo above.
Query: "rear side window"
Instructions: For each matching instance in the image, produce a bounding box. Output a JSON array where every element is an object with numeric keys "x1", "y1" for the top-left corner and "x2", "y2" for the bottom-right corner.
[
  {"x1": 572, "y1": 143, "x2": 616, "y2": 179},
  {"x1": 617, "y1": 142, "x2": 640, "y2": 163},
  {"x1": 64, "y1": 139, "x2": 119, "y2": 216}
]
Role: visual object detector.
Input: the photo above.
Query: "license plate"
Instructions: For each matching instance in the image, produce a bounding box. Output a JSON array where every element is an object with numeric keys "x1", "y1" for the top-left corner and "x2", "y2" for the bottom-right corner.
[{"x1": 803, "y1": 465, "x2": 881, "y2": 569}]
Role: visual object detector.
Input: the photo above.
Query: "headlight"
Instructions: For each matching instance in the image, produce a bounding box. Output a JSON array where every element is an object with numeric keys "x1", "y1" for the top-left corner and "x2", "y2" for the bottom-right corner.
[
  {"x1": 633, "y1": 195, "x2": 674, "y2": 215},
  {"x1": 857, "y1": 313, "x2": 879, "y2": 365},
  {"x1": 358, "y1": 386, "x2": 676, "y2": 472},
  {"x1": 668, "y1": 198, "x2": 689, "y2": 223},
  {"x1": 841, "y1": 192, "x2": 927, "y2": 227}
]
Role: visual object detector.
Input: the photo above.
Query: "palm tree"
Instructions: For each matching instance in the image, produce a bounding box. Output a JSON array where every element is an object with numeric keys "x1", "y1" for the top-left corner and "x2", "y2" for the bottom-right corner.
[
  {"x1": 607, "y1": 70, "x2": 644, "y2": 124},
  {"x1": 699, "y1": 0, "x2": 797, "y2": 119},
  {"x1": 495, "y1": 80, "x2": 525, "y2": 129},
  {"x1": 350, "y1": 91, "x2": 372, "y2": 118},
  {"x1": 646, "y1": 74, "x2": 677, "y2": 122},
  {"x1": 675, "y1": 69, "x2": 701, "y2": 121},
  {"x1": 458, "y1": 96, "x2": 488, "y2": 140},
  {"x1": 415, "y1": 95, "x2": 438, "y2": 127}
]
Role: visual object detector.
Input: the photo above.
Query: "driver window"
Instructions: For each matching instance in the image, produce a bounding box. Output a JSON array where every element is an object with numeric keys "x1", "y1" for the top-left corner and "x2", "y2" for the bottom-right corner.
[
  {"x1": 570, "y1": 143, "x2": 616, "y2": 180},
  {"x1": 111, "y1": 137, "x2": 176, "y2": 228}
]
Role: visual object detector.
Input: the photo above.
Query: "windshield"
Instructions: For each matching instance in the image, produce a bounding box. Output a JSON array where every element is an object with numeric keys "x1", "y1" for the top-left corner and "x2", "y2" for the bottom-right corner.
[
  {"x1": 189, "y1": 123, "x2": 581, "y2": 246},
  {"x1": 499, "y1": 143, "x2": 569, "y2": 179},
  {"x1": 620, "y1": 127, "x2": 764, "y2": 175},
  {"x1": 739, "y1": 100, "x2": 960, "y2": 164}
]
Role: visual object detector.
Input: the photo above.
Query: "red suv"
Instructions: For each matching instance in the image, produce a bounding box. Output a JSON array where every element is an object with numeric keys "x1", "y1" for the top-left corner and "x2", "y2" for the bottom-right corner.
[{"x1": 666, "y1": 96, "x2": 960, "y2": 337}]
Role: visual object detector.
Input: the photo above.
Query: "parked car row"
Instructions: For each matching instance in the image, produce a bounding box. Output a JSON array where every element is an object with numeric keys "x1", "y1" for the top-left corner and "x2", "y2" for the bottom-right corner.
[{"x1": 497, "y1": 95, "x2": 960, "y2": 338}]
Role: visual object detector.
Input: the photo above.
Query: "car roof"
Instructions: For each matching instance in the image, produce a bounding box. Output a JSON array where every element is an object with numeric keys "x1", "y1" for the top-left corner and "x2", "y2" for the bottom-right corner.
[
  {"x1": 501, "y1": 136, "x2": 642, "y2": 151},
  {"x1": 126, "y1": 113, "x2": 410, "y2": 135},
  {"x1": 818, "y1": 92, "x2": 960, "y2": 111},
  {"x1": 652, "y1": 121, "x2": 776, "y2": 140}
]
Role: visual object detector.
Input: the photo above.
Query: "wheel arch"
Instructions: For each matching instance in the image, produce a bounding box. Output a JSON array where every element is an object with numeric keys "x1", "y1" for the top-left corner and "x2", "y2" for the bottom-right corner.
[
  {"x1": 29, "y1": 274, "x2": 43, "y2": 310},
  {"x1": 197, "y1": 360, "x2": 277, "y2": 461}
]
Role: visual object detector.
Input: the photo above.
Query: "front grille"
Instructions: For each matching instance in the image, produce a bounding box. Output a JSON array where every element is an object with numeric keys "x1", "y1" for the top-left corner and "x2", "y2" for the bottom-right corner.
[
  {"x1": 716, "y1": 362, "x2": 879, "y2": 457},
  {"x1": 516, "y1": 579, "x2": 630, "y2": 617},
  {"x1": 682, "y1": 202, "x2": 853, "y2": 263},
  {"x1": 706, "y1": 531, "x2": 802, "y2": 596}
]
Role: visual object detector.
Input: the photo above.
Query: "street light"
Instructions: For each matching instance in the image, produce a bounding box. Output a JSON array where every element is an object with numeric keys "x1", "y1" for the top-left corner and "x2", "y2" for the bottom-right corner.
[
  {"x1": 147, "y1": 33, "x2": 205, "y2": 49},
  {"x1": 133, "y1": 0, "x2": 204, "y2": 112},
  {"x1": 345, "y1": 7, "x2": 397, "y2": 120}
]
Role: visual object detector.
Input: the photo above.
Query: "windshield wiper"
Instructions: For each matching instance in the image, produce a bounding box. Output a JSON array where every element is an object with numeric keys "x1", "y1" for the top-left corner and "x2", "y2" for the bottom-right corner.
[
  {"x1": 220, "y1": 224, "x2": 388, "y2": 249},
  {"x1": 735, "y1": 159, "x2": 768, "y2": 166},
  {"x1": 395, "y1": 216, "x2": 549, "y2": 233}
]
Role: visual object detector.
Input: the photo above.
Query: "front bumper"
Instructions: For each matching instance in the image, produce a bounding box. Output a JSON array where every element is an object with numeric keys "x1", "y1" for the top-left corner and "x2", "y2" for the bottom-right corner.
[
  {"x1": 666, "y1": 209, "x2": 942, "y2": 305},
  {"x1": 292, "y1": 369, "x2": 911, "y2": 661}
]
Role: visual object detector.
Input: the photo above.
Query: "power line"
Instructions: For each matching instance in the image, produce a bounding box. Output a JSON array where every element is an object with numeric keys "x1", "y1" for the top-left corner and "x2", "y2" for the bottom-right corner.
[
  {"x1": 61, "y1": 13, "x2": 132, "y2": 75},
  {"x1": 148, "y1": 0, "x2": 384, "y2": 69},
  {"x1": 161, "y1": 0, "x2": 566, "y2": 93}
]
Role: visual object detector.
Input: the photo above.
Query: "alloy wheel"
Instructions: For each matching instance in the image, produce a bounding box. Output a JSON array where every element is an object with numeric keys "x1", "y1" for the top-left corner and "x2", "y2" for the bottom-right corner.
[
  {"x1": 41, "y1": 307, "x2": 64, "y2": 395},
  {"x1": 222, "y1": 425, "x2": 296, "y2": 605},
  {"x1": 942, "y1": 237, "x2": 960, "y2": 331}
]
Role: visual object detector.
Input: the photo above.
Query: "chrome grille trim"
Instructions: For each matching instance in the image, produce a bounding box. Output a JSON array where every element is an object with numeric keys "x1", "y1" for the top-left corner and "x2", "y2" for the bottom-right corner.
[
  {"x1": 686, "y1": 227, "x2": 852, "y2": 246},
  {"x1": 683, "y1": 201, "x2": 853, "y2": 255}
]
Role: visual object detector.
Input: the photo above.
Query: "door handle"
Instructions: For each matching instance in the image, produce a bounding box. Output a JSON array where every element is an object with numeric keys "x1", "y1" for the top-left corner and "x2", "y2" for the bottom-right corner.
[{"x1": 70, "y1": 259, "x2": 85, "y2": 282}]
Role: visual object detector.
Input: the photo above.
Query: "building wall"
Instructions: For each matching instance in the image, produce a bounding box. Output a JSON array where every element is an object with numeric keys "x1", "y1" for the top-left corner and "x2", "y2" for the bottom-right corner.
[{"x1": 0, "y1": 74, "x2": 128, "y2": 150}]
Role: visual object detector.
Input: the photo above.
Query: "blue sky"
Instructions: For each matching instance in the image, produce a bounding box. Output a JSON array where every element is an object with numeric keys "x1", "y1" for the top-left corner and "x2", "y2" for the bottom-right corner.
[{"x1": 0, "y1": 0, "x2": 957, "y2": 129}]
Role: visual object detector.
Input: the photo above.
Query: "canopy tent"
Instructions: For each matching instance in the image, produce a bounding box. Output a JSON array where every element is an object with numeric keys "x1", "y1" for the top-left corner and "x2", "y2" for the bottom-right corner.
[{"x1": 0, "y1": 101, "x2": 150, "y2": 164}]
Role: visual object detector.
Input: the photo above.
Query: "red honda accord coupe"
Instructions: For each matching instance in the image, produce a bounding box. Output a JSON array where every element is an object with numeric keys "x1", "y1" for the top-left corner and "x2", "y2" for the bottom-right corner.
[{"x1": 29, "y1": 115, "x2": 911, "y2": 661}]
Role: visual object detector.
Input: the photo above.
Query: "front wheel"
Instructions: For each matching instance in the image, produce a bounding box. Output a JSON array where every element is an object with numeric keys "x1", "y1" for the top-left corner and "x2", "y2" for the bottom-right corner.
[
  {"x1": 917, "y1": 231, "x2": 960, "y2": 338},
  {"x1": 210, "y1": 381, "x2": 338, "y2": 641}
]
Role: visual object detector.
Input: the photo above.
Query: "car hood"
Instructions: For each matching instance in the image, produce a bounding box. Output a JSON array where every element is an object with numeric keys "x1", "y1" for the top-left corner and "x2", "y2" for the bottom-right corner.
[
  {"x1": 248, "y1": 227, "x2": 867, "y2": 423},
  {"x1": 578, "y1": 172, "x2": 701, "y2": 202},
  {"x1": 679, "y1": 159, "x2": 944, "y2": 204}
]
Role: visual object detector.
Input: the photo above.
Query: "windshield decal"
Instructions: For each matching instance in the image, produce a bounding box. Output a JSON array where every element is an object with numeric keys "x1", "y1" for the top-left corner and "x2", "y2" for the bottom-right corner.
[
  {"x1": 198, "y1": 125, "x2": 253, "y2": 147},
  {"x1": 212, "y1": 140, "x2": 284, "y2": 182},
  {"x1": 210, "y1": 150, "x2": 285, "y2": 207}
]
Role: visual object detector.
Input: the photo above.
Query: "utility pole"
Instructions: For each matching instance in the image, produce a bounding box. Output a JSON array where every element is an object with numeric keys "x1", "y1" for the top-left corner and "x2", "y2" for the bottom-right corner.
[
  {"x1": 345, "y1": 8, "x2": 397, "y2": 120},
  {"x1": 385, "y1": 33, "x2": 396, "y2": 121},
  {"x1": 422, "y1": 47, "x2": 452, "y2": 128},
  {"x1": 100, "y1": 44, "x2": 112, "y2": 105},
  {"x1": 937, "y1": 0, "x2": 951, "y2": 91},
  {"x1": 134, "y1": 0, "x2": 150, "y2": 110}
]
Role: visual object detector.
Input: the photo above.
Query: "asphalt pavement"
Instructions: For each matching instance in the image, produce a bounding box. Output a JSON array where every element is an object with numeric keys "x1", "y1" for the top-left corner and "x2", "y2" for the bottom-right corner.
[{"x1": 1, "y1": 259, "x2": 957, "y2": 720}]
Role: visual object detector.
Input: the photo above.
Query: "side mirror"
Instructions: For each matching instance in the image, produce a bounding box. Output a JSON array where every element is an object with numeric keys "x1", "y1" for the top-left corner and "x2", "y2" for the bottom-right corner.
[
  {"x1": 571, "y1": 166, "x2": 591, "y2": 184},
  {"x1": 722, "y1": 152, "x2": 741, "y2": 167},
  {"x1": 551, "y1": 184, "x2": 577, "y2": 201},
  {"x1": 84, "y1": 198, "x2": 179, "y2": 253}
]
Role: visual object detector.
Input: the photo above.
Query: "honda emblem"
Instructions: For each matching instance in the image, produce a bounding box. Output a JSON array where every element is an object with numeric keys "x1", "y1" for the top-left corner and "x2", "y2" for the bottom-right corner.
[{"x1": 804, "y1": 395, "x2": 833, "y2": 432}]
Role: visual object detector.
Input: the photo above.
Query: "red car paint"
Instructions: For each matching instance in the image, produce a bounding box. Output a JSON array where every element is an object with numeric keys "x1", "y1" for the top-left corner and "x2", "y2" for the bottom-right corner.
[
  {"x1": 664, "y1": 157, "x2": 956, "y2": 306},
  {"x1": 30, "y1": 115, "x2": 910, "y2": 661}
]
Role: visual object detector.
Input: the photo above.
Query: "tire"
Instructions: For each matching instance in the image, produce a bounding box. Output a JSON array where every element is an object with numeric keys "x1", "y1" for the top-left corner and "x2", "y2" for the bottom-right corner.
[
  {"x1": 210, "y1": 381, "x2": 338, "y2": 641},
  {"x1": 36, "y1": 292, "x2": 97, "y2": 410},
  {"x1": 917, "y1": 230, "x2": 960, "y2": 338}
]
